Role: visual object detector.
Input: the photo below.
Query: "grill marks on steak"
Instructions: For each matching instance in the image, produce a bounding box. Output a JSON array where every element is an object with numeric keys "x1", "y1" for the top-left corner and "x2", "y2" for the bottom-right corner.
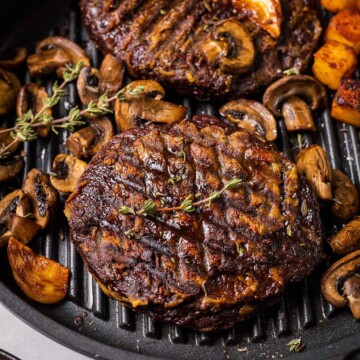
[
  {"x1": 81, "y1": 0, "x2": 321, "y2": 100},
  {"x1": 66, "y1": 116, "x2": 324, "y2": 331}
]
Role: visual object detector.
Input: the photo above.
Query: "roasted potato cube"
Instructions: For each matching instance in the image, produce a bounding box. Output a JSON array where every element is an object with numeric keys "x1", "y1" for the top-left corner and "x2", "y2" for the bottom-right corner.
[
  {"x1": 331, "y1": 78, "x2": 360, "y2": 127},
  {"x1": 7, "y1": 237, "x2": 69, "y2": 304},
  {"x1": 321, "y1": 0, "x2": 358, "y2": 12},
  {"x1": 325, "y1": 9, "x2": 360, "y2": 54},
  {"x1": 312, "y1": 41, "x2": 357, "y2": 90}
]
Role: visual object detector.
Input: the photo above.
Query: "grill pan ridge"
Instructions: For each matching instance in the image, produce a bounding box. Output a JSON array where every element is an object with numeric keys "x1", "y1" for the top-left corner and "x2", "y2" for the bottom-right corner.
[{"x1": 0, "y1": 1, "x2": 360, "y2": 359}]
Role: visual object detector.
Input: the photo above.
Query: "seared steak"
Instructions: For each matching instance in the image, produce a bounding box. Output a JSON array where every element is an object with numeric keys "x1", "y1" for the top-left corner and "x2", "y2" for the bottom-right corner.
[
  {"x1": 65, "y1": 116, "x2": 324, "y2": 332},
  {"x1": 81, "y1": 0, "x2": 321, "y2": 101}
]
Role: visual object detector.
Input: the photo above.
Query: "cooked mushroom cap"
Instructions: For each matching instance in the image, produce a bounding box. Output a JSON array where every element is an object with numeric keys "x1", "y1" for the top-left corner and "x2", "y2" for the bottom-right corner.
[
  {"x1": 263, "y1": 75, "x2": 326, "y2": 117},
  {"x1": 0, "y1": 128, "x2": 20, "y2": 157},
  {"x1": 122, "y1": 80, "x2": 166, "y2": 101},
  {"x1": 0, "y1": 189, "x2": 25, "y2": 224},
  {"x1": 77, "y1": 66, "x2": 100, "y2": 105},
  {"x1": 329, "y1": 217, "x2": 360, "y2": 255},
  {"x1": 219, "y1": 99, "x2": 277, "y2": 141},
  {"x1": 343, "y1": 275, "x2": 360, "y2": 319},
  {"x1": 50, "y1": 154, "x2": 87, "y2": 194},
  {"x1": 66, "y1": 117, "x2": 114, "y2": 158},
  {"x1": 8, "y1": 214, "x2": 42, "y2": 245},
  {"x1": 296, "y1": 145, "x2": 333, "y2": 201},
  {"x1": 0, "y1": 47, "x2": 28, "y2": 69},
  {"x1": 7, "y1": 237, "x2": 69, "y2": 304},
  {"x1": 203, "y1": 19, "x2": 255, "y2": 74},
  {"x1": 331, "y1": 169, "x2": 359, "y2": 222},
  {"x1": 115, "y1": 97, "x2": 188, "y2": 132},
  {"x1": 0, "y1": 156, "x2": 24, "y2": 183},
  {"x1": 28, "y1": 36, "x2": 90, "y2": 77},
  {"x1": 321, "y1": 250, "x2": 360, "y2": 308},
  {"x1": 22, "y1": 168, "x2": 58, "y2": 228},
  {"x1": 17, "y1": 83, "x2": 52, "y2": 137},
  {"x1": 0, "y1": 68, "x2": 21, "y2": 116},
  {"x1": 0, "y1": 228, "x2": 11, "y2": 248},
  {"x1": 99, "y1": 54, "x2": 124, "y2": 98}
]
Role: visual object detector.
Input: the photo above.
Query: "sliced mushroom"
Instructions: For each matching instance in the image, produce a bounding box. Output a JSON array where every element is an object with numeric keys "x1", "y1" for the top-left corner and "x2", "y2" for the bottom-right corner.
[
  {"x1": 50, "y1": 154, "x2": 87, "y2": 194},
  {"x1": 329, "y1": 217, "x2": 360, "y2": 255},
  {"x1": 17, "y1": 84, "x2": 52, "y2": 137},
  {"x1": 7, "y1": 237, "x2": 69, "y2": 304},
  {"x1": 263, "y1": 75, "x2": 326, "y2": 132},
  {"x1": 0, "y1": 156, "x2": 24, "y2": 183},
  {"x1": 219, "y1": 99, "x2": 277, "y2": 141},
  {"x1": 331, "y1": 169, "x2": 359, "y2": 221},
  {"x1": 99, "y1": 54, "x2": 124, "y2": 98},
  {"x1": 115, "y1": 97, "x2": 187, "y2": 132},
  {"x1": 27, "y1": 36, "x2": 90, "y2": 78},
  {"x1": 0, "y1": 189, "x2": 25, "y2": 224},
  {"x1": 0, "y1": 68, "x2": 21, "y2": 116},
  {"x1": 121, "y1": 80, "x2": 165, "y2": 101},
  {"x1": 0, "y1": 47, "x2": 28, "y2": 69},
  {"x1": 77, "y1": 67, "x2": 100, "y2": 105},
  {"x1": 0, "y1": 128, "x2": 20, "y2": 157},
  {"x1": 8, "y1": 214, "x2": 41, "y2": 244},
  {"x1": 321, "y1": 250, "x2": 360, "y2": 317},
  {"x1": 0, "y1": 228, "x2": 11, "y2": 248},
  {"x1": 296, "y1": 145, "x2": 333, "y2": 201},
  {"x1": 22, "y1": 168, "x2": 58, "y2": 228},
  {"x1": 66, "y1": 117, "x2": 114, "y2": 158},
  {"x1": 202, "y1": 19, "x2": 255, "y2": 74},
  {"x1": 343, "y1": 275, "x2": 360, "y2": 319}
]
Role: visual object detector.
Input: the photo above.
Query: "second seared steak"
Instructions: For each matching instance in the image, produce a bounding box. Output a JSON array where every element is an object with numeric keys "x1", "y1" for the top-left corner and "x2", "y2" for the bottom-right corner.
[
  {"x1": 81, "y1": 0, "x2": 321, "y2": 101},
  {"x1": 65, "y1": 116, "x2": 324, "y2": 332}
]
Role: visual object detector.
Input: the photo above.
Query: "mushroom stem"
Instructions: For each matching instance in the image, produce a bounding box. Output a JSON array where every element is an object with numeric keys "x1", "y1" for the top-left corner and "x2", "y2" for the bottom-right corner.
[{"x1": 281, "y1": 96, "x2": 316, "y2": 132}]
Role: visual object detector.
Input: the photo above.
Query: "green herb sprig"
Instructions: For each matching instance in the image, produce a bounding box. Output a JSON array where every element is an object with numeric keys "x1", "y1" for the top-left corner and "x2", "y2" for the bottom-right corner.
[{"x1": 287, "y1": 338, "x2": 305, "y2": 352}]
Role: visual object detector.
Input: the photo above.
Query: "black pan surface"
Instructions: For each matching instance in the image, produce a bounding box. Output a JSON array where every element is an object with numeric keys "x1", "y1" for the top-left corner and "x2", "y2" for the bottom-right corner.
[{"x1": 0, "y1": 1, "x2": 360, "y2": 359}]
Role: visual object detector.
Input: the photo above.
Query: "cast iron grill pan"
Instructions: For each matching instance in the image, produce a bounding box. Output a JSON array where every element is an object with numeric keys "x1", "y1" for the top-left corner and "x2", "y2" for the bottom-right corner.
[{"x1": 0, "y1": 1, "x2": 360, "y2": 359}]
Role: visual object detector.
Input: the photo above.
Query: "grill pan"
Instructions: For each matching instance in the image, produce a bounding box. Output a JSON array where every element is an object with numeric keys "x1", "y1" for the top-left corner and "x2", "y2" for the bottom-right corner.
[{"x1": 1, "y1": 1, "x2": 360, "y2": 359}]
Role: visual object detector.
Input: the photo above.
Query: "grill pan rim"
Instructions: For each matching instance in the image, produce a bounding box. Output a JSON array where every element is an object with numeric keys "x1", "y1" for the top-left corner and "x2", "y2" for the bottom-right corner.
[{"x1": 2, "y1": 282, "x2": 360, "y2": 360}]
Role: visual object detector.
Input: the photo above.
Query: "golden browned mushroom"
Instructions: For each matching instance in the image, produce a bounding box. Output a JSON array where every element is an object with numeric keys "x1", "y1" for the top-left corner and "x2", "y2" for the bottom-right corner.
[
  {"x1": 321, "y1": 250, "x2": 360, "y2": 319},
  {"x1": 0, "y1": 189, "x2": 25, "y2": 224},
  {"x1": 66, "y1": 116, "x2": 114, "y2": 158},
  {"x1": 76, "y1": 66, "x2": 100, "y2": 105},
  {"x1": 329, "y1": 217, "x2": 360, "y2": 255},
  {"x1": 0, "y1": 156, "x2": 24, "y2": 183},
  {"x1": 115, "y1": 97, "x2": 187, "y2": 132},
  {"x1": 17, "y1": 83, "x2": 52, "y2": 137},
  {"x1": 22, "y1": 168, "x2": 58, "y2": 229},
  {"x1": 99, "y1": 54, "x2": 124, "y2": 98},
  {"x1": 343, "y1": 275, "x2": 360, "y2": 319},
  {"x1": 27, "y1": 36, "x2": 90, "y2": 77},
  {"x1": 0, "y1": 228, "x2": 11, "y2": 248},
  {"x1": 50, "y1": 154, "x2": 87, "y2": 194},
  {"x1": 7, "y1": 237, "x2": 69, "y2": 304},
  {"x1": 8, "y1": 214, "x2": 41, "y2": 245},
  {"x1": 296, "y1": 145, "x2": 333, "y2": 201},
  {"x1": 0, "y1": 68, "x2": 21, "y2": 116},
  {"x1": 0, "y1": 47, "x2": 28, "y2": 69},
  {"x1": 121, "y1": 80, "x2": 166, "y2": 101},
  {"x1": 331, "y1": 169, "x2": 359, "y2": 221},
  {"x1": 0, "y1": 127, "x2": 20, "y2": 158},
  {"x1": 219, "y1": 99, "x2": 277, "y2": 141},
  {"x1": 263, "y1": 75, "x2": 326, "y2": 132},
  {"x1": 202, "y1": 19, "x2": 255, "y2": 74}
]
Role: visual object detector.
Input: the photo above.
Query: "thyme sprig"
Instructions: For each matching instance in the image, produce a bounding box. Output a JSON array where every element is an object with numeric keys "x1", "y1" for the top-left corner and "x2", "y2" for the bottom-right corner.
[
  {"x1": 120, "y1": 178, "x2": 243, "y2": 216},
  {"x1": 287, "y1": 338, "x2": 305, "y2": 352}
]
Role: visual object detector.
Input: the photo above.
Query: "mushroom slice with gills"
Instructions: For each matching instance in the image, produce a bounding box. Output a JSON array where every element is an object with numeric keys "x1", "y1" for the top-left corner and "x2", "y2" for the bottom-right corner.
[
  {"x1": 219, "y1": 99, "x2": 277, "y2": 141},
  {"x1": 263, "y1": 75, "x2": 326, "y2": 132},
  {"x1": 0, "y1": 47, "x2": 28, "y2": 69},
  {"x1": 0, "y1": 156, "x2": 24, "y2": 183},
  {"x1": 17, "y1": 84, "x2": 52, "y2": 138},
  {"x1": 0, "y1": 189, "x2": 25, "y2": 224},
  {"x1": 66, "y1": 117, "x2": 114, "y2": 158},
  {"x1": 231, "y1": 0, "x2": 283, "y2": 39},
  {"x1": 331, "y1": 169, "x2": 359, "y2": 222},
  {"x1": 7, "y1": 237, "x2": 69, "y2": 304},
  {"x1": 0, "y1": 128, "x2": 20, "y2": 158},
  {"x1": 27, "y1": 36, "x2": 90, "y2": 78},
  {"x1": 8, "y1": 214, "x2": 42, "y2": 245},
  {"x1": 99, "y1": 54, "x2": 124, "y2": 99},
  {"x1": 321, "y1": 250, "x2": 360, "y2": 317},
  {"x1": 0, "y1": 68, "x2": 21, "y2": 116},
  {"x1": 120, "y1": 80, "x2": 166, "y2": 101},
  {"x1": 202, "y1": 19, "x2": 255, "y2": 75},
  {"x1": 50, "y1": 154, "x2": 87, "y2": 194},
  {"x1": 296, "y1": 145, "x2": 333, "y2": 201},
  {"x1": 22, "y1": 168, "x2": 58, "y2": 229},
  {"x1": 77, "y1": 66, "x2": 100, "y2": 105},
  {"x1": 328, "y1": 217, "x2": 360, "y2": 255},
  {"x1": 115, "y1": 97, "x2": 188, "y2": 132}
]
